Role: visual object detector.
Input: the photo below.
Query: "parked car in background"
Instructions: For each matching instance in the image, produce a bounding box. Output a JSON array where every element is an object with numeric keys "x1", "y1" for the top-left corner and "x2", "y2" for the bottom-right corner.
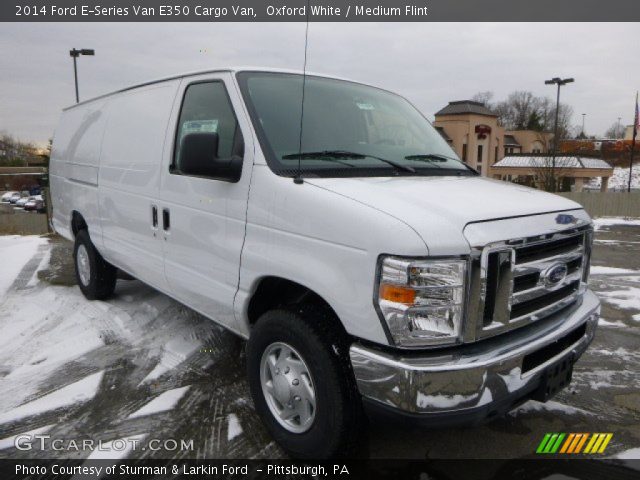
[
  {"x1": 24, "y1": 195, "x2": 45, "y2": 213},
  {"x1": 15, "y1": 196, "x2": 33, "y2": 208},
  {"x1": 1, "y1": 191, "x2": 19, "y2": 203},
  {"x1": 8, "y1": 192, "x2": 26, "y2": 204}
]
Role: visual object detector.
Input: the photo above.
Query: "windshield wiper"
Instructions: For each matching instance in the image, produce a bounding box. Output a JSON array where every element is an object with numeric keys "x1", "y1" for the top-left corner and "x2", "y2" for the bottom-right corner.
[
  {"x1": 405, "y1": 153, "x2": 478, "y2": 174},
  {"x1": 283, "y1": 150, "x2": 416, "y2": 173},
  {"x1": 405, "y1": 153, "x2": 459, "y2": 165}
]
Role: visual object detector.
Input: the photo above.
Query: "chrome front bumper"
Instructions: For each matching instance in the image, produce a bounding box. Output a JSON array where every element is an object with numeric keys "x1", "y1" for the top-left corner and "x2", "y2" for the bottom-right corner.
[{"x1": 350, "y1": 289, "x2": 600, "y2": 417}]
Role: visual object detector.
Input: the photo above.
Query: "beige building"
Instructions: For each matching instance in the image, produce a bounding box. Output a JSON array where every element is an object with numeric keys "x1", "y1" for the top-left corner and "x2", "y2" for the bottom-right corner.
[
  {"x1": 490, "y1": 156, "x2": 613, "y2": 192},
  {"x1": 624, "y1": 125, "x2": 637, "y2": 140},
  {"x1": 433, "y1": 100, "x2": 553, "y2": 176}
]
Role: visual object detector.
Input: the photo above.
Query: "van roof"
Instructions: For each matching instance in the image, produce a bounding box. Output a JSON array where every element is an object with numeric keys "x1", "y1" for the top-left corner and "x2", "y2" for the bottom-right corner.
[{"x1": 63, "y1": 67, "x2": 353, "y2": 111}]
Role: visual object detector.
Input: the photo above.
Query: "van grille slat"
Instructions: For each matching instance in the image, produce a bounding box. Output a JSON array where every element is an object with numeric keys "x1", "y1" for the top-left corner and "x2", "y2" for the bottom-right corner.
[
  {"x1": 515, "y1": 234, "x2": 583, "y2": 264},
  {"x1": 476, "y1": 226, "x2": 592, "y2": 339},
  {"x1": 510, "y1": 281, "x2": 580, "y2": 319}
]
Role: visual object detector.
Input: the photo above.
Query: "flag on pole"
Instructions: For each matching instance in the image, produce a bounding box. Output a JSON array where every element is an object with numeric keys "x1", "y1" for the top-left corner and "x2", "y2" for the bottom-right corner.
[
  {"x1": 633, "y1": 92, "x2": 640, "y2": 139},
  {"x1": 630, "y1": 92, "x2": 638, "y2": 192}
]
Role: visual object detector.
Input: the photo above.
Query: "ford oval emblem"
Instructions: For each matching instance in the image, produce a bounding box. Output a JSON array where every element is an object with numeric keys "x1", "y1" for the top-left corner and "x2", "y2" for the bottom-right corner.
[
  {"x1": 556, "y1": 214, "x2": 577, "y2": 225},
  {"x1": 544, "y1": 263, "x2": 568, "y2": 287}
]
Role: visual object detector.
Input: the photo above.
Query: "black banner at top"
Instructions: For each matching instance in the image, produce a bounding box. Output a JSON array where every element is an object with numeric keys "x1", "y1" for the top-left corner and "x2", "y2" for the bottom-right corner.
[{"x1": 3, "y1": 0, "x2": 640, "y2": 22}]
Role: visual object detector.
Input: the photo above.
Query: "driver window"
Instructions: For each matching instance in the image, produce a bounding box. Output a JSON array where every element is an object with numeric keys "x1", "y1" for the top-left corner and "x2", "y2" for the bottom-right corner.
[{"x1": 174, "y1": 81, "x2": 239, "y2": 169}]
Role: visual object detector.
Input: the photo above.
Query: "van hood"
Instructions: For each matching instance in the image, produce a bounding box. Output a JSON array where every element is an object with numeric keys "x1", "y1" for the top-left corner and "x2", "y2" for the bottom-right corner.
[{"x1": 305, "y1": 175, "x2": 583, "y2": 255}]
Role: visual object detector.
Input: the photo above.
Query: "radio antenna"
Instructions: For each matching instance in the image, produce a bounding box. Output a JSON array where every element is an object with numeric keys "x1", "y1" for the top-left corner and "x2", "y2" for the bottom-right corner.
[{"x1": 294, "y1": 0, "x2": 310, "y2": 185}]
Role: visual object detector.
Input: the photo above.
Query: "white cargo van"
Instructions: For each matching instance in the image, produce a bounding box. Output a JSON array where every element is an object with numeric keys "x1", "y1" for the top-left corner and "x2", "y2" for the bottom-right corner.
[{"x1": 50, "y1": 68, "x2": 600, "y2": 458}]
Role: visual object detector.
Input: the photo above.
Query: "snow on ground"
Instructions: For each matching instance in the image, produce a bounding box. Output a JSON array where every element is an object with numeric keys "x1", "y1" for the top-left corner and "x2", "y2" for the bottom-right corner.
[
  {"x1": 593, "y1": 217, "x2": 640, "y2": 230},
  {"x1": 0, "y1": 235, "x2": 47, "y2": 299},
  {"x1": 598, "y1": 286, "x2": 640, "y2": 311},
  {"x1": 85, "y1": 434, "x2": 147, "y2": 460},
  {"x1": 573, "y1": 368, "x2": 637, "y2": 391},
  {"x1": 127, "y1": 386, "x2": 190, "y2": 419},
  {"x1": 227, "y1": 413, "x2": 243, "y2": 441},
  {"x1": 612, "y1": 448, "x2": 640, "y2": 459},
  {"x1": 140, "y1": 338, "x2": 202, "y2": 384},
  {"x1": 25, "y1": 248, "x2": 51, "y2": 288},
  {"x1": 590, "y1": 266, "x2": 640, "y2": 275},
  {"x1": 0, "y1": 371, "x2": 104, "y2": 424},
  {"x1": 587, "y1": 164, "x2": 640, "y2": 191},
  {"x1": 594, "y1": 239, "x2": 640, "y2": 245},
  {"x1": 588, "y1": 347, "x2": 640, "y2": 363},
  {"x1": 598, "y1": 318, "x2": 626, "y2": 328},
  {"x1": 510, "y1": 400, "x2": 595, "y2": 417},
  {"x1": 0, "y1": 285, "x2": 106, "y2": 414},
  {"x1": 0, "y1": 424, "x2": 53, "y2": 450}
]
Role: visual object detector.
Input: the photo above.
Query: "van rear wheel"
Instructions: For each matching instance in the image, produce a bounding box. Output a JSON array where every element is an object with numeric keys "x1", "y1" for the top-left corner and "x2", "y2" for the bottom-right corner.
[
  {"x1": 73, "y1": 229, "x2": 117, "y2": 300},
  {"x1": 247, "y1": 307, "x2": 366, "y2": 459}
]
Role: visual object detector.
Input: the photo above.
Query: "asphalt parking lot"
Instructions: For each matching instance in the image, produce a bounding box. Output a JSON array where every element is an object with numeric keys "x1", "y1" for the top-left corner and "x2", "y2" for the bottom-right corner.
[{"x1": 0, "y1": 219, "x2": 638, "y2": 460}]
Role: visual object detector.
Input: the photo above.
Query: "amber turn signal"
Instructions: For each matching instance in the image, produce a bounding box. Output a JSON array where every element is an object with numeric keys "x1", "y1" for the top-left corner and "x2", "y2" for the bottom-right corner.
[{"x1": 379, "y1": 284, "x2": 416, "y2": 304}]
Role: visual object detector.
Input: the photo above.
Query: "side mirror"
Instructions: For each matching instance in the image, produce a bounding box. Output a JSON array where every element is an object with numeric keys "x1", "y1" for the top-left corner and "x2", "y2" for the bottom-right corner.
[{"x1": 179, "y1": 132, "x2": 242, "y2": 183}]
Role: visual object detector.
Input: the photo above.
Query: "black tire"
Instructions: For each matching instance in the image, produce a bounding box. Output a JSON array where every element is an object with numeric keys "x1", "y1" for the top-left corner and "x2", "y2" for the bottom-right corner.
[
  {"x1": 247, "y1": 306, "x2": 367, "y2": 459},
  {"x1": 73, "y1": 229, "x2": 117, "y2": 300}
]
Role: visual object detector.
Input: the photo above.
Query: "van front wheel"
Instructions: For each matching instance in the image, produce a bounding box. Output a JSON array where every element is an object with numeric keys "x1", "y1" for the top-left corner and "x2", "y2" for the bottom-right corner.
[
  {"x1": 247, "y1": 307, "x2": 366, "y2": 459},
  {"x1": 73, "y1": 229, "x2": 117, "y2": 300}
]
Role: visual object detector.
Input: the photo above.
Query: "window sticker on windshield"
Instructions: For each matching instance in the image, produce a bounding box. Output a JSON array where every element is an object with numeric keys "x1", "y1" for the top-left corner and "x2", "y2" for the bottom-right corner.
[
  {"x1": 182, "y1": 119, "x2": 218, "y2": 135},
  {"x1": 356, "y1": 102, "x2": 375, "y2": 110}
]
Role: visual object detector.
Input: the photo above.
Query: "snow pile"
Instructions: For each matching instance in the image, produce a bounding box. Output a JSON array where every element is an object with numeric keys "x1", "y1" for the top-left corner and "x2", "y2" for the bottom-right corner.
[
  {"x1": 0, "y1": 235, "x2": 47, "y2": 299},
  {"x1": 586, "y1": 164, "x2": 640, "y2": 191}
]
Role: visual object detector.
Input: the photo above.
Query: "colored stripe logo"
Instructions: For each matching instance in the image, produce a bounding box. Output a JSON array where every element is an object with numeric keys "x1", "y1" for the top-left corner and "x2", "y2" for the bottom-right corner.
[{"x1": 536, "y1": 433, "x2": 612, "y2": 454}]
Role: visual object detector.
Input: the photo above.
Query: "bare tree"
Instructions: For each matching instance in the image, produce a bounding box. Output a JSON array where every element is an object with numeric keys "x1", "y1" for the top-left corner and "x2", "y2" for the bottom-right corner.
[
  {"x1": 604, "y1": 121, "x2": 625, "y2": 139},
  {"x1": 472, "y1": 90, "x2": 573, "y2": 138},
  {"x1": 471, "y1": 91, "x2": 494, "y2": 107},
  {"x1": 530, "y1": 156, "x2": 575, "y2": 192}
]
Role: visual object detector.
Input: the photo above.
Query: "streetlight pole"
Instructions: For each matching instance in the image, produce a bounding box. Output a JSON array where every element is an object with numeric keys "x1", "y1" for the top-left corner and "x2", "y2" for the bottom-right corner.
[
  {"x1": 545, "y1": 77, "x2": 574, "y2": 192},
  {"x1": 581, "y1": 113, "x2": 586, "y2": 137},
  {"x1": 69, "y1": 48, "x2": 95, "y2": 103},
  {"x1": 617, "y1": 117, "x2": 622, "y2": 138}
]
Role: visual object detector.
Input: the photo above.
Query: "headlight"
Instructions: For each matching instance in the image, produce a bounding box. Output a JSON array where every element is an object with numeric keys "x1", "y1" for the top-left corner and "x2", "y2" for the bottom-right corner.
[{"x1": 376, "y1": 256, "x2": 467, "y2": 347}]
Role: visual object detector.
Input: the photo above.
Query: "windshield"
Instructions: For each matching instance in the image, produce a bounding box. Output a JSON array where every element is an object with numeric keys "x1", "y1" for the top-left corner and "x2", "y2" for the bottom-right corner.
[{"x1": 236, "y1": 72, "x2": 474, "y2": 177}]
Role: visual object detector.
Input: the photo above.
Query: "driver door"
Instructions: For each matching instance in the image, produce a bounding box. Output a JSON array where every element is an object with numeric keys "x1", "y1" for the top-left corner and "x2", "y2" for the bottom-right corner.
[{"x1": 159, "y1": 72, "x2": 254, "y2": 332}]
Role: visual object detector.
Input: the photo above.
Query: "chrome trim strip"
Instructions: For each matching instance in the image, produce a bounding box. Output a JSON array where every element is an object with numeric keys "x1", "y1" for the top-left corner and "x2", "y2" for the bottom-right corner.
[{"x1": 512, "y1": 272, "x2": 582, "y2": 304}]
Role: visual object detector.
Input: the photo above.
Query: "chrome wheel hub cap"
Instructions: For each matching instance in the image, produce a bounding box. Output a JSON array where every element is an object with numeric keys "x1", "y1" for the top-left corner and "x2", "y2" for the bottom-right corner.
[
  {"x1": 260, "y1": 342, "x2": 316, "y2": 433},
  {"x1": 77, "y1": 245, "x2": 91, "y2": 287}
]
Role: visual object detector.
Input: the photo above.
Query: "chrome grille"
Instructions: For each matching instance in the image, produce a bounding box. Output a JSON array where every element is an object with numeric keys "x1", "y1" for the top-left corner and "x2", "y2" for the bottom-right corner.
[{"x1": 472, "y1": 225, "x2": 592, "y2": 340}]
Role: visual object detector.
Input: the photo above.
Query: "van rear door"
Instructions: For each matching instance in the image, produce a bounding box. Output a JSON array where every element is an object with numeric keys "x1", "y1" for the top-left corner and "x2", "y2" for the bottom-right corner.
[{"x1": 158, "y1": 72, "x2": 254, "y2": 332}]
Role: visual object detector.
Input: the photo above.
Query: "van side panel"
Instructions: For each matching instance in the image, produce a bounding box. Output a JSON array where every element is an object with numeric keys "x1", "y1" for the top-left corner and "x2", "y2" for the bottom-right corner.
[
  {"x1": 98, "y1": 82, "x2": 179, "y2": 289},
  {"x1": 50, "y1": 100, "x2": 110, "y2": 246}
]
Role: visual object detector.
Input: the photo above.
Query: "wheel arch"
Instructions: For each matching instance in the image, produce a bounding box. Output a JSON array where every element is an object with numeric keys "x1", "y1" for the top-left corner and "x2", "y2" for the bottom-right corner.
[
  {"x1": 246, "y1": 276, "x2": 347, "y2": 335},
  {"x1": 71, "y1": 210, "x2": 88, "y2": 237}
]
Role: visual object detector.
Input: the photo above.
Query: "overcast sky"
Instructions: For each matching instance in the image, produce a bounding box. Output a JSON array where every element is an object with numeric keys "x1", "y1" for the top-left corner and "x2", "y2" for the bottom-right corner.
[{"x1": 1, "y1": 22, "x2": 638, "y2": 146}]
